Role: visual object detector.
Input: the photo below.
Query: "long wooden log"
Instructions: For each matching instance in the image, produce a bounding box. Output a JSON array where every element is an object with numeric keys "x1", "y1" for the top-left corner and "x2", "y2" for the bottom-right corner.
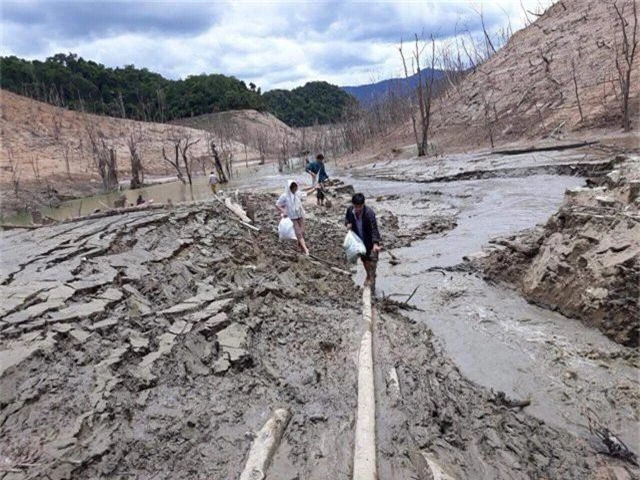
[{"x1": 353, "y1": 287, "x2": 377, "y2": 480}]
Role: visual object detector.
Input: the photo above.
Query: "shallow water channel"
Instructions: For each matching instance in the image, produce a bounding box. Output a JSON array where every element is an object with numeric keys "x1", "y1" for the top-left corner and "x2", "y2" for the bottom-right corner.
[{"x1": 346, "y1": 174, "x2": 639, "y2": 449}]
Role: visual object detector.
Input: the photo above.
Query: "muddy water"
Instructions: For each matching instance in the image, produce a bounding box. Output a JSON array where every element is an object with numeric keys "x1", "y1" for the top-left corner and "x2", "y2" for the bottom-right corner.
[
  {"x1": 347, "y1": 174, "x2": 639, "y2": 449},
  {"x1": 19, "y1": 164, "x2": 288, "y2": 223}
]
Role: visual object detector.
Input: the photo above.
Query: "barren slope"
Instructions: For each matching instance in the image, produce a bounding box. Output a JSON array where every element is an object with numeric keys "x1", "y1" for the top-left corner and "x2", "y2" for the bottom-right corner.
[
  {"x1": 0, "y1": 89, "x2": 259, "y2": 186},
  {"x1": 348, "y1": 0, "x2": 640, "y2": 163},
  {"x1": 173, "y1": 109, "x2": 302, "y2": 156},
  {"x1": 436, "y1": 0, "x2": 640, "y2": 147}
]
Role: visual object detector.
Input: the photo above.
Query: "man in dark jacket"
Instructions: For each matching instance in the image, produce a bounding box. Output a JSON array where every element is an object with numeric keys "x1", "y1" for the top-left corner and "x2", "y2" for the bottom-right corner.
[
  {"x1": 345, "y1": 193, "x2": 381, "y2": 292},
  {"x1": 305, "y1": 153, "x2": 329, "y2": 185}
]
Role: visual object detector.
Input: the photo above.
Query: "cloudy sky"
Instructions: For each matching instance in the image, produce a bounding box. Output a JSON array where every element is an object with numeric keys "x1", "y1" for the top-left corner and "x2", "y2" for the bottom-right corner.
[{"x1": 0, "y1": 0, "x2": 553, "y2": 91}]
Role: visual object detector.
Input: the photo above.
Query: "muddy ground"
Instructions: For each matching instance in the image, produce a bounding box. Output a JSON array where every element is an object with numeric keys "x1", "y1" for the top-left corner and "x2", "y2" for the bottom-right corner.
[
  {"x1": 470, "y1": 155, "x2": 640, "y2": 347},
  {"x1": 1, "y1": 191, "x2": 635, "y2": 479}
]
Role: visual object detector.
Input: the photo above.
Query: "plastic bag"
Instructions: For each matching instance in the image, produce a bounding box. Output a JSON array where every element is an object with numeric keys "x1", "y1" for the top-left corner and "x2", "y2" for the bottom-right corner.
[
  {"x1": 278, "y1": 217, "x2": 297, "y2": 240},
  {"x1": 343, "y1": 231, "x2": 366, "y2": 263}
]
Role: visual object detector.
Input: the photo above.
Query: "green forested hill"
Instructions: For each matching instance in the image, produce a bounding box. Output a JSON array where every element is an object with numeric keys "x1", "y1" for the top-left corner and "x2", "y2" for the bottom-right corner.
[
  {"x1": 0, "y1": 54, "x2": 354, "y2": 127},
  {"x1": 0, "y1": 53, "x2": 265, "y2": 121},
  {"x1": 263, "y1": 81, "x2": 356, "y2": 127}
]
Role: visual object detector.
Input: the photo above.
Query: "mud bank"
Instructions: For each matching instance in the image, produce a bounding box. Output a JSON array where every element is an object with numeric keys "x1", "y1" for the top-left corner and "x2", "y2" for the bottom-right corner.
[
  {"x1": 351, "y1": 146, "x2": 620, "y2": 184},
  {"x1": 0, "y1": 194, "x2": 622, "y2": 479},
  {"x1": 471, "y1": 155, "x2": 640, "y2": 347}
]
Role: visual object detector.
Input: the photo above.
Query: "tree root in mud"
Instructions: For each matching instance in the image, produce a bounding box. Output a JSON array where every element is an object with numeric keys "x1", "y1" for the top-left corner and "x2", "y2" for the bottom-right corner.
[
  {"x1": 377, "y1": 294, "x2": 423, "y2": 313},
  {"x1": 586, "y1": 408, "x2": 639, "y2": 467}
]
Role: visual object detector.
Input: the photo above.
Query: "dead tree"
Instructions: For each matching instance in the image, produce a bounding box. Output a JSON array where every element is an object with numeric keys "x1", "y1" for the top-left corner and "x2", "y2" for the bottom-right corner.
[
  {"x1": 179, "y1": 136, "x2": 199, "y2": 186},
  {"x1": 103, "y1": 143, "x2": 118, "y2": 191},
  {"x1": 162, "y1": 142, "x2": 185, "y2": 184},
  {"x1": 86, "y1": 120, "x2": 118, "y2": 191},
  {"x1": 223, "y1": 150, "x2": 234, "y2": 179},
  {"x1": 255, "y1": 132, "x2": 269, "y2": 165},
  {"x1": 612, "y1": 0, "x2": 638, "y2": 132},
  {"x1": 7, "y1": 148, "x2": 21, "y2": 195},
  {"x1": 127, "y1": 129, "x2": 144, "y2": 189},
  {"x1": 482, "y1": 94, "x2": 496, "y2": 149},
  {"x1": 162, "y1": 134, "x2": 199, "y2": 186},
  {"x1": 399, "y1": 39, "x2": 421, "y2": 156},
  {"x1": 46, "y1": 84, "x2": 65, "y2": 142},
  {"x1": 62, "y1": 142, "x2": 72, "y2": 179},
  {"x1": 209, "y1": 141, "x2": 228, "y2": 183},
  {"x1": 278, "y1": 134, "x2": 289, "y2": 173},
  {"x1": 239, "y1": 128, "x2": 251, "y2": 168},
  {"x1": 440, "y1": 39, "x2": 466, "y2": 94},
  {"x1": 473, "y1": 6, "x2": 497, "y2": 58},
  {"x1": 571, "y1": 59, "x2": 584, "y2": 123},
  {"x1": 29, "y1": 155, "x2": 42, "y2": 183},
  {"x1": 399, "y1": 34, "x2": 437, "y2": 157},
  {"x1": 194, "y1": 155, "x2": 209, "y2": 176},
  {"x1": 117, "y1": 91, "x2": 127, "y2": 119}
]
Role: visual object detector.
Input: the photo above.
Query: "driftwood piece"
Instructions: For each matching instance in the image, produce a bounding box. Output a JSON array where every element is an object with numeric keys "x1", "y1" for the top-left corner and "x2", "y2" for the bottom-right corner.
[
  {"x1": 214, "y1": 196, "x2": 260, "y2": 231},
  {"x1": 225, "y1": 197, "x2": 252, "y2": 223},
  {"x1": 218, "y1": 196, "x2": 253, "y2": 224},
  {"x1": 239, "y1": 408, "x2": 290, "y2": 480},
  {"x1": 330, "y1": 266, "x2": 352, "y2": 276},
  {"x1": 308, "y1": 253, "x2": 351, "y2": 274}
]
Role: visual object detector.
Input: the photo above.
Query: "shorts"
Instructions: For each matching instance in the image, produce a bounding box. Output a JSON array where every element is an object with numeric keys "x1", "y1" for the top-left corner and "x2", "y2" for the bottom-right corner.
[{"x1": 291, "y1": 217, "x2": 305, "y2": 239}]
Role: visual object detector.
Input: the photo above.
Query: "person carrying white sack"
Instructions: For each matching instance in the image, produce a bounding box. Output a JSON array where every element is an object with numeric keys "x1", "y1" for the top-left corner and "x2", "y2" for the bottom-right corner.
[
  {"x1": 345, "y1": 192, "x2": 382, "y2": 291},
  {"x1": 276, "y1": 180, "x2": 317, "y2": 256}
]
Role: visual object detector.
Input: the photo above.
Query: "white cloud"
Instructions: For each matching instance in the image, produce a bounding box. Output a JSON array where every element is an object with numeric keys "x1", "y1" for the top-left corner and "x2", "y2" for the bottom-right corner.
[{"x1": 0, "y1": 0, "x2": 555, "y2": 90}]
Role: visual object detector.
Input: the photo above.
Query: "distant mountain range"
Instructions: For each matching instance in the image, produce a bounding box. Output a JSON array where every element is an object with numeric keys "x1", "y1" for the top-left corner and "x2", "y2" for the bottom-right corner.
[{"x1": 341, "y1": 69, "x2": 446, "y2": 106}]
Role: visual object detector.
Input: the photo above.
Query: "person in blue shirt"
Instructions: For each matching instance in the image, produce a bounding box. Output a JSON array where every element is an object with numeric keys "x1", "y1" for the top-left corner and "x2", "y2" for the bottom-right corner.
[{"x1": 305, "y1": 154, "x2": 329, "y2": 185}]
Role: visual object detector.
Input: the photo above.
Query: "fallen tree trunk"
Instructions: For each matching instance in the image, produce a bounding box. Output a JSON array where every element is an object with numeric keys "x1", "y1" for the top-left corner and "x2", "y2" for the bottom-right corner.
[
  {"x1": 493, "y1": 140, "x2": 599, "y2": 155},
  {"x1": 239, "y1": 408, "x2": 290, "y2": 480},
  {"x1": 0, "y1": 223, "x2": 39, "y2": 230}
]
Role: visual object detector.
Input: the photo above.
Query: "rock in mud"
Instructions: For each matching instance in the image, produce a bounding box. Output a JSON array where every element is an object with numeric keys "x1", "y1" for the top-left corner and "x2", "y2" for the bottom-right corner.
[{"x1": 217, "y1": 323, "x2": 251, "y2": 365}]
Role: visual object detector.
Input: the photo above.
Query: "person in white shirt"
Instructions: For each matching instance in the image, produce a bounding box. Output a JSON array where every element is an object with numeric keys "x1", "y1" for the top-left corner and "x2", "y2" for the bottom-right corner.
[{"x1": 276, "y1": 180, "x2": 317, "y2": 255}]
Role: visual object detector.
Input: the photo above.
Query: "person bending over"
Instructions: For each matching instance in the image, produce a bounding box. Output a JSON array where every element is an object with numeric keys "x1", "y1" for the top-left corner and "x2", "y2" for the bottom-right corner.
[{"x1": 305, "y1": 153, "x2": 329, "y2": 186}]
